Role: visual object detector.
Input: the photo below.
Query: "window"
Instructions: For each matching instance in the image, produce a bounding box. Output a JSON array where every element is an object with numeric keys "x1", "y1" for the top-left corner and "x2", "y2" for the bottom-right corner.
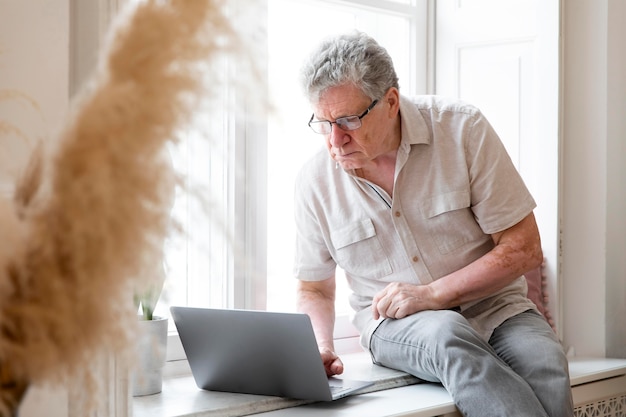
[
  {"x1": 146, "y1": 0, "x2": 428, "y2": 360},
  {"x1": 265, "y1": 0, "x2": 427, "y2": 317},
  {"x1": 154, "y1": 0, "x2": 427, "y2": 325}
]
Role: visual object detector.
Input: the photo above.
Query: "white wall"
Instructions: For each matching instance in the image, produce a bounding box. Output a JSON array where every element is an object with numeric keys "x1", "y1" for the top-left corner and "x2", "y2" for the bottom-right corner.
[
  {"x1": 19, "y1": 387, "x2": 68, "y2": 417},
  {"x1": 0, "y1": 1, "x2": 71, "y2": 416},
  {"x1": 604, "y1": 0, "x2": 626, "y2": 360},
  {"x1": 561, "y1": 0, "x2": 626, "y2": 357},
  {"x1": 0, "y1": 0, "x2": 69, "y2": 196}
]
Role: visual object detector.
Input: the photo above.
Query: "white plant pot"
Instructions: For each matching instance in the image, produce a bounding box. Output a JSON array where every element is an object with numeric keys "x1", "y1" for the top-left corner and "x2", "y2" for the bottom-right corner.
[{"x1": 132, "y1": 316, "x2": 168, "y2": 396}]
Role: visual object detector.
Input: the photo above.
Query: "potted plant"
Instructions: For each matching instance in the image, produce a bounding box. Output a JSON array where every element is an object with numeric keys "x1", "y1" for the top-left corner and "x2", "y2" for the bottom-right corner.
[{"x1": 132, "y1": 264, "x2": 169, "y2": 396}]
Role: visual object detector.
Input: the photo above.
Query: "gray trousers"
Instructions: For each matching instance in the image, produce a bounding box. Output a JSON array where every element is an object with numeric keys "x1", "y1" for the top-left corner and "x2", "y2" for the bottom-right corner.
[{"x1": 369, "y1": 309, "x2": 574, "y2": 417}]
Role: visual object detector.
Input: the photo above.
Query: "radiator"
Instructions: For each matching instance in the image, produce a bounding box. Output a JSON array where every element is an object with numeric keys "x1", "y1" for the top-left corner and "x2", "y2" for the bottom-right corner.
[{"x1": 574, "y1": 394, "x2": 626, "y2": 417}]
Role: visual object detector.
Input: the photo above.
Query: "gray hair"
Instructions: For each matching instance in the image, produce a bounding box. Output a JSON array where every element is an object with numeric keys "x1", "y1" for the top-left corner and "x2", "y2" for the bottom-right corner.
[{"x1": 300, "y1": 31, "x2": 399, "y2": 104}]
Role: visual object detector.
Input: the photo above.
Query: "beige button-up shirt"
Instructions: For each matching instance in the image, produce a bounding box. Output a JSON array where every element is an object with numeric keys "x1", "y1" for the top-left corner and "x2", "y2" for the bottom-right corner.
[{"x1": 294, "y1": 95, "x2": 538, "y2": 349}]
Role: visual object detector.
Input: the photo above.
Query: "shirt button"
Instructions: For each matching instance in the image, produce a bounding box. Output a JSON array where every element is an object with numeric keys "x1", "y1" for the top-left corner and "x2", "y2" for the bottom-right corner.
[
  {"x1": 412, "y1": 256, "x2": 419, "y2": 263},
  {"x1": 395, "y1": 211, "x2": 401, "y2": 217}
]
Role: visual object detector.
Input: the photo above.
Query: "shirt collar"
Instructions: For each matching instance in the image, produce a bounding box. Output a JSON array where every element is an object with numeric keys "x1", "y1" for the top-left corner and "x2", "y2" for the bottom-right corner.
[{"x1": 398, "y1": 95, "x2": 431, "y2": 154}]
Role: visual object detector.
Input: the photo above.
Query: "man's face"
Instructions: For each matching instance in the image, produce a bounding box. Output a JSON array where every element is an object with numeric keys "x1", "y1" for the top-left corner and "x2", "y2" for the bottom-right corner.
[{"x1": 311, "y1": 84, "x2": 399, "y2": 171}]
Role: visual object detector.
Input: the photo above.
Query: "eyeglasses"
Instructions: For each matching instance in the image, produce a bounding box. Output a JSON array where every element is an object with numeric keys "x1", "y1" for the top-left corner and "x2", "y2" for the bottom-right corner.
[{"x1": 308, "y1": 99, "x2": 379, "y2": 135}]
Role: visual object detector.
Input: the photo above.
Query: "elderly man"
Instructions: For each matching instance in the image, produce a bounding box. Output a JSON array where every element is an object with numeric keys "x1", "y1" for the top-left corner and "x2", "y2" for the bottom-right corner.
[{"x1": 294, "y1": 31, "x2": 573, "y2": 417}]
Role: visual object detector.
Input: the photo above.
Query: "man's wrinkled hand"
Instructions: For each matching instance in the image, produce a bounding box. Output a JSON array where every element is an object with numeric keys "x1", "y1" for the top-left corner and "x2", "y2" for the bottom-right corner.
[
  {"x1": 319, "y1": 346, "x2": 344, "y2": 377},
  {"x1": 372, "y1": 282, "x2": 435, "y2": 320}
]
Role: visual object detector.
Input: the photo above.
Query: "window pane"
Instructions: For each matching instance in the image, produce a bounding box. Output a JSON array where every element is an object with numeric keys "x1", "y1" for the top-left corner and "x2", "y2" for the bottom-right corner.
[
  {"x1": 266, "y1": 0, "x2": 414, "y2": 314},
  {"x1": 155, "y1": 90, "x2": 233, "y2": 320}
]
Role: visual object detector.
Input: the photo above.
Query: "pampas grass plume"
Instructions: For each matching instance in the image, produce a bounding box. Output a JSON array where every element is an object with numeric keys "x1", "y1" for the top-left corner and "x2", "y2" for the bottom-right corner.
[{"x1": 0, "y1": 0, "x2": 259, "y2": 413}]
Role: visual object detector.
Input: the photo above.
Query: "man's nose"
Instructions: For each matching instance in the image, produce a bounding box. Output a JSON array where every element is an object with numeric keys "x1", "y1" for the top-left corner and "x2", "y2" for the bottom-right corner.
[{"x1": 328, "y1": 126, "x2": 349, "y2": 148}]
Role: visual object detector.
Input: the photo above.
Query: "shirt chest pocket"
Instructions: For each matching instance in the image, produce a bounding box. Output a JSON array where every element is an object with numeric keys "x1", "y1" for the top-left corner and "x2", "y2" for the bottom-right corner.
[
  {"x1": 421, "y1": 190, "x2": 486, "y2": 254},
  {"x1": 330, "y1": 218, "x2": 392, "y2": 279}
]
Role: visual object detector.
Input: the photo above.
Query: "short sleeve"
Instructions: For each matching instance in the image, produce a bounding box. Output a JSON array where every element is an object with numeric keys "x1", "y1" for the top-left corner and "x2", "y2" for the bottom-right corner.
[{"x1": 464, "y1": 111, "x2": 536, "y2": 234}]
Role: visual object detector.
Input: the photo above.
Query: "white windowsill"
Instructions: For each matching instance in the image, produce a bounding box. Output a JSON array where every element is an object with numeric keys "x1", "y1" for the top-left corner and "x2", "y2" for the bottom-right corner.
[
  {"x1": 134, "y1": 351, "x2": 420, "y2": 417},
  {"x1": 134, "y1": 354, "x2": 626, "y2": 417}
]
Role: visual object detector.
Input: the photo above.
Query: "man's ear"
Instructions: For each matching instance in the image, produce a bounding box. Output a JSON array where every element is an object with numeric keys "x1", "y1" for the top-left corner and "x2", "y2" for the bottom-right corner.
[{"x1": 384, "y1": 87, "x2": 401, "y2": 117}]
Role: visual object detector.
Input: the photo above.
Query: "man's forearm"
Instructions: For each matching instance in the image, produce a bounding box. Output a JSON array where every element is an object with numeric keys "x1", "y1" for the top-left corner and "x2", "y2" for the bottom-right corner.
[
  {"x1": 373, "y1": 213, "x2": 543, "y2": 320},
  {"x1": 296, "y1": 278, "x2": 336, "y2": 350},
  {"x1": 430, "y1": 212, "x2": 543, "y2": 309}
]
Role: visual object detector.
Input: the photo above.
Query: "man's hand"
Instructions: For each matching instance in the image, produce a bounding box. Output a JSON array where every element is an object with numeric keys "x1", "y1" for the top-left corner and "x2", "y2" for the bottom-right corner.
[
  {"x1": 319, "y1": 346, "x2": 344, "y2": 377},
  {"x1": 372, "y1": 282, "x2": 436, "y2": 320}
]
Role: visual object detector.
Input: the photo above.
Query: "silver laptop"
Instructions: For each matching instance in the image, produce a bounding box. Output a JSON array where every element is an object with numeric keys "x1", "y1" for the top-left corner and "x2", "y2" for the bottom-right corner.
[{"x1": 170, "y1": 306, "x2": 373, "y2": 401}]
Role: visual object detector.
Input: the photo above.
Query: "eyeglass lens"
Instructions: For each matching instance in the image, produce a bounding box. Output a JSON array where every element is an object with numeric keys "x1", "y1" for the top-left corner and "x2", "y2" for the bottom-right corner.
[{"x1": 308, "y1": 99, "x2": 378, "y2": 135}]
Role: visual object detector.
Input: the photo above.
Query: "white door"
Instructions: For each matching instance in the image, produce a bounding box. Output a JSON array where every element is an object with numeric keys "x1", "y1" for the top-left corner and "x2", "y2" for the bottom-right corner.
[{"x1": 435, "y1": 0, "x2": 561, "y2": 332}]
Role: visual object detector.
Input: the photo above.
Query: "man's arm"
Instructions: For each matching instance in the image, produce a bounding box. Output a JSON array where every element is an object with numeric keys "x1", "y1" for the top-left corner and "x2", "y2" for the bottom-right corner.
[
  {"x1": 297, "y1": 276, "x2": 344, "y2": 376},
  {"x1": 372, "y1": 212, "x2": 543, "y2": 319}
]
